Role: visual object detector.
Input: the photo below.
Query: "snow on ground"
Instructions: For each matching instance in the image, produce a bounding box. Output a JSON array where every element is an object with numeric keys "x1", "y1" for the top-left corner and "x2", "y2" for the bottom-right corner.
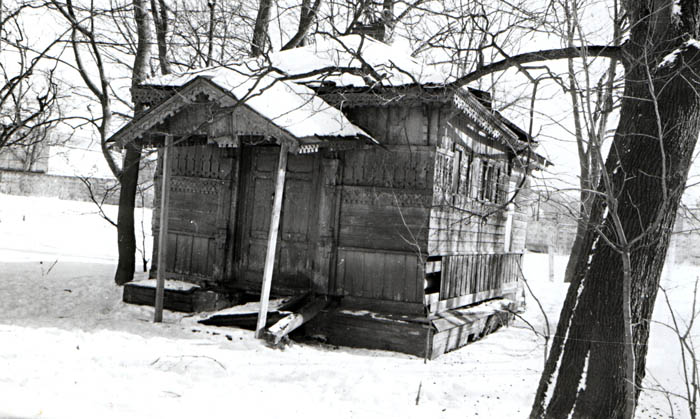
[{"x1": 0, "y1": 193, "x2": 697, "y2": 418}]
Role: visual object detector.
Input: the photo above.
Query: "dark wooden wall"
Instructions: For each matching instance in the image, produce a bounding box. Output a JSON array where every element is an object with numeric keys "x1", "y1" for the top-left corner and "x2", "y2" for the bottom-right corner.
[
  {"x1": 344, "y1": 105, "x2": 430, "y2": 146},
  {"x1": 151, "y1": 143, "x2": 338, "y2": 296},
  {"x1": 332, "y1": 104, "x2": 437, "y2": 305}
]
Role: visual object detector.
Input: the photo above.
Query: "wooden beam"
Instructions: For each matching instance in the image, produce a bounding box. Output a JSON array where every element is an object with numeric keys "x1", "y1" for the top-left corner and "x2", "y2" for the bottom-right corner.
[
  {"x1": 154, "y1": 135, "x2": 173, "y2": 323},
  {"x1": 264, "y1": 296, "x2": 328, "y2": 346},
  {"x1": 255, "y1": 143, "x2": 289, "y2": 338},
  {"x1": 427, "y1": 282, "x2": 520, "y2": 314}
]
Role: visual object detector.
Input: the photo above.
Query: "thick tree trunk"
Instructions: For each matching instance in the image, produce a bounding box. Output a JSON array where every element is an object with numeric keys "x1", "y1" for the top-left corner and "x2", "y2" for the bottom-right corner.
[
  {"x1": 251, "y1": 0, "x2": 272, "y2": 56},
  {"x1": 114, "y1": 144, "x2": 142, "y2": 285},
  {"x1": 114, "y1": 0, "x2": 150, "y2": 285},
  {"x1": 531, "y1": 2, "x2": 700, "y2": 417}
]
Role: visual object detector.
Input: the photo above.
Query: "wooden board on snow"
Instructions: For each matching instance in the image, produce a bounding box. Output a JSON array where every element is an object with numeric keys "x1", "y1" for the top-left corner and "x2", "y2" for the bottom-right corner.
[{"x1": 198, "y1": 293, "x2": 309, "y2": 330}]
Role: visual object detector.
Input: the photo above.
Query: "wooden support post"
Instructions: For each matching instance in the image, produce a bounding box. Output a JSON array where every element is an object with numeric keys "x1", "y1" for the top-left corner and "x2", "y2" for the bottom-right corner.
[
  {"x1": 503, "y1": 179, "x2": 515, "y2": 253},
  {"x1": 255, "y1": 143, "x2": 289, "y2": 338},
  {"x1": 154, "y1": 135, "x2": 173, "y2": 323},
  {"x1": 548, "y1": 244, "x2": 555, "y2": 282}
]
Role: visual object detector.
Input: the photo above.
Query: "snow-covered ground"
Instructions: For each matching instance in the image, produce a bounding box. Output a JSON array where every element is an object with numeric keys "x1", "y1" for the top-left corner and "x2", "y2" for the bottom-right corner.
[{"x1": 0, "y1": 194, "x2": 697, "y2": 418}]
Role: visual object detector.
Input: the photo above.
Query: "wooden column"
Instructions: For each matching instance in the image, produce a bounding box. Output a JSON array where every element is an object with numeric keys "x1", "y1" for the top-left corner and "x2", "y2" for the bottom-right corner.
[
  {"x1": 312, "y1": 158, "x2": 339, "y2": 293},
  {"x1": 154, "y1": 135, "x2": 173, "y2": 323},
  {"x1": 255, "y1": 142, "x2": 289, "y2": 338},
  {"x1": 503, "y1": 179, "x2": 515, "y2": 253}
]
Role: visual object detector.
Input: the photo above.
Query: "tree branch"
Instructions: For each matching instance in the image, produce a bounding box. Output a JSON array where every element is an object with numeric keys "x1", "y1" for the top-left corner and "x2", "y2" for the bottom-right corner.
[{"x1": 449, "y1": 45, "x2": 623, "y2": 88}]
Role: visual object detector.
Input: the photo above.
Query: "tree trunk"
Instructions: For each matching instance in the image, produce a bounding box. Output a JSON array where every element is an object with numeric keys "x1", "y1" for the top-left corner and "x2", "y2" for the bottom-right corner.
[
  {"x1": 281, "y1": 0, "x2": 322, "y2": 51},
  {"x1": 150, "y1": 0, "x2": 170, "y2": 74},
  {"x1": 563, "y1": 188, "x2": 593, "y2": 283},
  {"x1": 206, "y1": 0, "x2": 215, "y2": 65},
  {"x1": 114, "y1": 144, "x2": 142, "y2": 285},
  {"x1": 114, "y1": 0, "x2": 150, "y2": 285},
  {"x1": 251, "y1": 0, "x2": 272, "y2": 56},
  {"x1": 531, "y1": 2, "x2": 700, "y2": 417}
]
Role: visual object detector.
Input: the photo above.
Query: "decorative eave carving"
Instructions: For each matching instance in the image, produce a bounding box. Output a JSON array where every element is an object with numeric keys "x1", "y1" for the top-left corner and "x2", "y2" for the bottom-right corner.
[
  {"x1": 132, "y1": 85, "x2": 177, "y2": 107},
  {"x1": 109, "y1": 77, "x2": 240, "y2": 149},
  {"x1": 319, "y1": 86, "x2": 449, "y2": 108},
  {"x1": 110, "y1": 77, "x2": 375, "y2": 155},
  {"x1": 451, "y1": 91, "x2": 522, "y2": 152}
]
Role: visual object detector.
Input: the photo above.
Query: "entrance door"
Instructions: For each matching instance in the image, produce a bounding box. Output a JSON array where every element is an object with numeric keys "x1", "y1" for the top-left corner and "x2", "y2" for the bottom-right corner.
[
  {"x1": 234, "y1": 146, "x2": 317, "y2": 294},
  {"x1": 155, "y1": 144, "x2": 235, "y2": 286}
]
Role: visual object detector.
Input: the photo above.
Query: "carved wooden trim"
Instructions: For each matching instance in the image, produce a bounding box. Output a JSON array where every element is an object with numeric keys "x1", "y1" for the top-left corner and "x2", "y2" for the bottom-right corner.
[
  {"x1": 170, "y1": 177, "x2": 225, "y2": 195},
  {"x1": 112, "y1": 78, "x2": 238, "y2": 147},
  {"x1": 341, "y1": 185, "x2": 432, "y2": 207}
]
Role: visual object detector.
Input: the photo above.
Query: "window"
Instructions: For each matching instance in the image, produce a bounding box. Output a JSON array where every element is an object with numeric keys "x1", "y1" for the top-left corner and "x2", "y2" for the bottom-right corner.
[
  {"x1": 479, "y1": 161, "x2": 488, "y2": 201},
  {"x1": 477, "y1": 160, "x2": 506, "y2": 203},
  {"x1": 494, "y1": 166, "x2": 502, "y2": 204},
  {"x1": 451, "y1": 146, "x2": 462, "y2": 196},
  {"x1": 464, "y1": 151, "x2": 473, "y2": 197}
]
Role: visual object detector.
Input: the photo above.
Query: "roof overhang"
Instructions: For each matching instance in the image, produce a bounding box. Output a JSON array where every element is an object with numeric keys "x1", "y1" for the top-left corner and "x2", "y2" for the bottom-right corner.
[{"x1": 108, "y1": 76, "x2": 376, "y2": 154}]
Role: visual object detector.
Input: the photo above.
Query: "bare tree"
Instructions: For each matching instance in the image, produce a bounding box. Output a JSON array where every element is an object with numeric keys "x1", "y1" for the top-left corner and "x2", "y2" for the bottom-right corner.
[
  {"x1": 400, "y1": 0, "x2": 700, "y2": 416},
  {"x1": 50, "y1": 0, "x2": 152, "y2": 284},
  {"x1": 1, "y1": 2, "x2": 64, "y2": 160},
  {"x1": 525, "y1": 2, "x2": 700, "y2": 417}
]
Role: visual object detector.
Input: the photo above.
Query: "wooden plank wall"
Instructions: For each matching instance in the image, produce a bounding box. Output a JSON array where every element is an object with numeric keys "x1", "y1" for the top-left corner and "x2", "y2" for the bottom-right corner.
[
  {"x1": 345, "y1": 105, "x2": 429, "y2": 146},
  {"x1": 439, "y1": 253, "x2": 521, "y2": 300},
  {"x1": 338, "y1": 147, "x2": 433, "y2": 253},
  {"x1": 509, "y1": 168, "x2": 530, "y2": 253},
  {"x1": 335, "y1": 248, "x2": 424, "y2": 303},
  {"x1": 428, "y1": 111, "x2": 511, "y2": 255},
  {"x1": 332, "y1": 104, "x2": 437, "y2": 306}
]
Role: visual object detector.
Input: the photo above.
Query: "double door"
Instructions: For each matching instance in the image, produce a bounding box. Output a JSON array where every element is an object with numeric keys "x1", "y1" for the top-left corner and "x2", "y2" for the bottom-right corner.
[{"x1": 232, "y1": 146, "x2": 317, "y2": 293}]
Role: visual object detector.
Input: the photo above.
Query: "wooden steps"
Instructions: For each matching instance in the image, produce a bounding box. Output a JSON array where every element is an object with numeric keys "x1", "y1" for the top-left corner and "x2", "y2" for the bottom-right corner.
[
  {"x1": 124, "y1": 277, "x2": 521, "y2": 359},
  {"x1": 123, "y1": 280, "x2": 234, "y2": 313}
]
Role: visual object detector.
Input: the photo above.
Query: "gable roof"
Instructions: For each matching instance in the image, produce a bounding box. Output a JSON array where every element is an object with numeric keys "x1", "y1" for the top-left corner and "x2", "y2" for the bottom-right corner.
[
  {"x1": 141, "y1": 63, "x2": 375, "y2": 140},
  {"x1": 109, "y1": 55, "x2": 377, "y2": 150}
]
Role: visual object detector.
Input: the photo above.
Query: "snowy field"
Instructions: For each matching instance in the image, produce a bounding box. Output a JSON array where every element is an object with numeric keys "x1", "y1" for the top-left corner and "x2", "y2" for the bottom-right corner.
[{"x1": 0, "y1": 193, "x2": 697, "y2": 418}]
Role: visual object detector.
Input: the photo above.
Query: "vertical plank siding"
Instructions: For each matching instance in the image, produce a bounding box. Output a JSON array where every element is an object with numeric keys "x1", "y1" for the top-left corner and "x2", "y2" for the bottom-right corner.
[
  {"x1": 333, "y1": 143, "x2": 434, "y2": 306},
  {"x1": 438, "y1": 253, "x2": 523, "y2": 301},
  {"x1": 335, "y1": 248, "x2": 424, "y2": 304}
]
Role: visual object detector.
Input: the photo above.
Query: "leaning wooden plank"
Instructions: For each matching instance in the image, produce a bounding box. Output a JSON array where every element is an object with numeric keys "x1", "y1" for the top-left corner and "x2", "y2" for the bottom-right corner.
[
  {"x1": 264, "y1": 297, "x2": 329, "y2": 347},
  {"x1": 256, "y1": 143, "x2": 289, "y2": 338},
  {"x1": 200, "y1": 311, "x2": 289, "y2": 330},
  {"x1": 154, "y1": 134, "x2": 173, "y2": 323},
  {"x1": 199, "y1": 293, "x2": 308, "y2": 325}
]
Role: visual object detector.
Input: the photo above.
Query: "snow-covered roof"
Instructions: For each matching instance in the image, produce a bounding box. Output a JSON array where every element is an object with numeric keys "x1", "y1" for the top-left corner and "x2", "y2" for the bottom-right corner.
[
  {"x1": 266, "y1": 34, "x2": 447, "y2": 87},
  {"x1": 145, "y1": 34, "x2": 446, "y2": 92},
  {"x1": 142, "y1": 64, "x2": 373, "y2": 141},
  {"x1": 134, "y1": 34, "x2": 447, "y2": 144}
]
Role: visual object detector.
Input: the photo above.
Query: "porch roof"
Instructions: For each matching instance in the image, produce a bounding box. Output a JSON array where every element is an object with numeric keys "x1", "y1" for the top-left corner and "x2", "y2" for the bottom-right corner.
[{"x1": 108, "y1": 63, "x2": 376, "y2": 152}]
